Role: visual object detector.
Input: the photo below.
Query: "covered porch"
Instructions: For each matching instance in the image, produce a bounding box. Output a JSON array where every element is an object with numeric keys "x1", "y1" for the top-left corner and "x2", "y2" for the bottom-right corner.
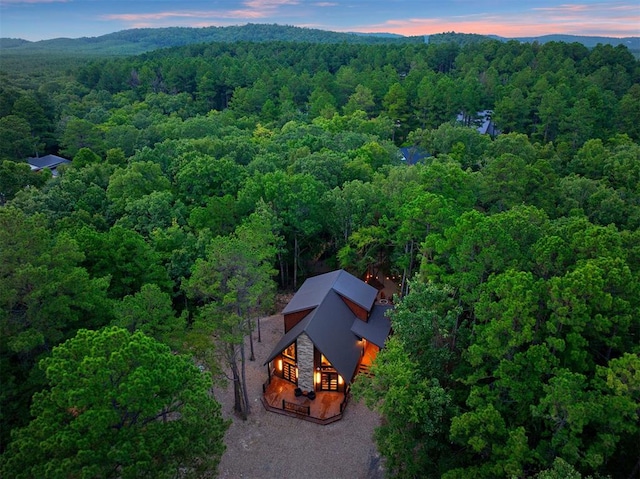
[{"x1": 262, "y1": 374, "x2": 349, "y2": 425}]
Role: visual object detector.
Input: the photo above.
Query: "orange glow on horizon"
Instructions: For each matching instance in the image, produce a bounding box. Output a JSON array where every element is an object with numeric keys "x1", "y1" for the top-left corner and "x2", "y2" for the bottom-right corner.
[
  {"x1": 341, "y1": 20, "x2": 640, "y2": 39},
  {"x1": 332, "y1": 5, "x2": 640, "y2": 40}
]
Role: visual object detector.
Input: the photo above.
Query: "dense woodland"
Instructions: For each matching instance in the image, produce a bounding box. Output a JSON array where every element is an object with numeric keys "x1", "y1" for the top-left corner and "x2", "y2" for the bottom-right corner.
[{"x1": 1, "y1": 29, "x2": 639, "y2": 478}]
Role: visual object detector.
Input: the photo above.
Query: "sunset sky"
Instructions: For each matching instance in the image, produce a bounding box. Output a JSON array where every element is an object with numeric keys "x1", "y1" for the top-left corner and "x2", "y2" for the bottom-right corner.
[{"x1": 1, "y1": 0, "x2": 638, "y2": 42}]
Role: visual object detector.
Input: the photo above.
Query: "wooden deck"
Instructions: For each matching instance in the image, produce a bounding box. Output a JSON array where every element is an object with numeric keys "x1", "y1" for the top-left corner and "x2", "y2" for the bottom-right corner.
[{"x1": 262, "y1": 375, "x2": 348, "y2": 425}]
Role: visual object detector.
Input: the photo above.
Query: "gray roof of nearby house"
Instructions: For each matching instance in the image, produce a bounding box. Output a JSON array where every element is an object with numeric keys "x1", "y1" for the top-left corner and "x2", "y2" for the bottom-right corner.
[
  {"x1": 456, "y1": 110, "x2": 500, "y2": 137},
  {"x1": 399, "y1": 146, "x2": 430, "y2": 165},
  {"x1": 265, "y1": 270, "x2": 390, "y2": 383},
  {"x1": 27, "y1": 154, "x2": 70, "y2": 171}
]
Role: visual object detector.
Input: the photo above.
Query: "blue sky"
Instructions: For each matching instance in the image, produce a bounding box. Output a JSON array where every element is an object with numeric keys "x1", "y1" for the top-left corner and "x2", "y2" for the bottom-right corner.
[{"x1": 1, "y1": 0, "x2": 638, "y2": 42}]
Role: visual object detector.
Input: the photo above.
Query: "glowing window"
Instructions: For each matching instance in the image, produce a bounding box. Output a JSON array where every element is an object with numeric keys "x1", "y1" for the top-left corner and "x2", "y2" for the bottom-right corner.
[{"x1": 283, "y1": 343, "x2": 296, "y2": 359}]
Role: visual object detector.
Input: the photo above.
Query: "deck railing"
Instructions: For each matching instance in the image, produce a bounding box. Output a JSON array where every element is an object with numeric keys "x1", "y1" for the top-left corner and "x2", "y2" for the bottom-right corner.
[
  {"x1": 340, "y1": 389, "x2": 350, "y2": 413},
  {"x1": 262, "y1": 368, "x2": 273, "y2": 393},
  {"x1": 282, "y1": 399, "x2": 310, "y2": 416},
  {"x1": 261, "y1": 375, "x2": 348, "y2": 424}
]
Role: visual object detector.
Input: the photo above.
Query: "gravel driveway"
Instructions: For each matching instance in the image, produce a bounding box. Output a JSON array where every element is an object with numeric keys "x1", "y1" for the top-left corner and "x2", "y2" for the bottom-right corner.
[{"x1": 213, "y1": 314, "x2": 385, "y2": 479}]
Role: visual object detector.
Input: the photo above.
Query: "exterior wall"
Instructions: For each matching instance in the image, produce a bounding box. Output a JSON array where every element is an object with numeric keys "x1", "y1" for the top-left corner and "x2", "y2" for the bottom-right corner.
[
  {"x1": 340, "y1": 295, "x2": 370, "y2": 322},
  {"x1": 284, "y1": 309, "x2": 312, "y2": 332},
  {"x1": 296, "y1": 333, "x2": 314, "y2": 392}
]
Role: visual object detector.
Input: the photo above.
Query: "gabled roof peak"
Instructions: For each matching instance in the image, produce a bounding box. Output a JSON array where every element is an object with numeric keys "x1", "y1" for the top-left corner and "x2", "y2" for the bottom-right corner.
[{"x1": 281, "y1": 269, "x2": 377, "y2": 315}]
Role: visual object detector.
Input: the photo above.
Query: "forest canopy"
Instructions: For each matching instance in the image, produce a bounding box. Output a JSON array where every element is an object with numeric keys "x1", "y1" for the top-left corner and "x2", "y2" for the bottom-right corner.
[{"x1": 1, "y1": 31, "x2": 639, "y2": 478}]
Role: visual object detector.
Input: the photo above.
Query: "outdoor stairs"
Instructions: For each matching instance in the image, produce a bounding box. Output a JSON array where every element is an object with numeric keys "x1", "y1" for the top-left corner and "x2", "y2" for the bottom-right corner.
[{"x1": 358, "y1": 363, "x2": 373, "y2": 377}]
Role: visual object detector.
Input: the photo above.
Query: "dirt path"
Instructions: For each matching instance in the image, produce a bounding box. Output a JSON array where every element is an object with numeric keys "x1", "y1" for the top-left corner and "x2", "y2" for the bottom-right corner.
[{"x1": 213, "y1": 314, "x2": 384, "y2": 479}]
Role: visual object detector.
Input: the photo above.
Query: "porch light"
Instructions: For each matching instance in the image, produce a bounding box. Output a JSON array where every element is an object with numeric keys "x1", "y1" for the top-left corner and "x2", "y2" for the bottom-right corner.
[
  {"x1": 277, "y1": 359, "x2": 282, "y2": 371},
  {"x1": 338, "y1": 375, "x2": 344, "y2": 385},
  {"x1": 315, "y1": 371, "x2": 320, "y2": 386}
]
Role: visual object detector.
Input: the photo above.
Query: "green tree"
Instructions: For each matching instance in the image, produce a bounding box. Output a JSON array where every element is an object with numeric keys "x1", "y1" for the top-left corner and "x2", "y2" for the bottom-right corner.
[
  {"x1": 325, "y1": 179, "x2": 378, "y2": 248},
  {"x1": 0, "y1": 208, "x2": 112, "y2": 447},
  {"x1": 493, "y1": 87, "x2": 530, "y2": 134},
  {"x1": 535, "y1": 86, "x2": 567, "y2": 143},
  {"x1": 0, "y1": 327, "x2": 228, "y2": 478},
  {"x1": 104, "y1": 124, "x2": 141, "y2": 157},
  {"x1": 308, "y1": 86, "x2": 337, "y2": 119},
  {"x1": 424, "y1": 123, "x2": 490, "y2": 170},
  {"x1": 477, "y1": 153, "x2": 533, "y2": 212},
  {"x1": 12, "y1": 92, "x2": 54, "y2": 152},
  {"x1": 238, "y1": 171, "x2": 327, "y2": 288},
  {"x1": 343, "y1": 84, "x2": 375, "y2": 116},
  {"x1": 117, "y1": 190, "x2": 186, "y2": 238},
  {"x1": 617, "y1": 84, "x2": 640, "y2": 140},
  {"x1": 106, "y1": 161, "x2": 171, "y2": 216},
  {"x1": 0, "y1": 115, "x2": 35, "y2": 160},
  {"x1": 188, "y1": 194, "x2": 240, "y2": 235},
  {"x1": 173, "y1": 153, "x2": 246, "y2": 206},
  {"x1": 424, "y1": 206, "x2": 549, "y2": 302},
  {"x1": 383, "y1": 82, "x2": 411, "y2": 142},
  {"x1": 73, "y1": 147, "x2": 101, "y2": 168},
  {"x1": 72, "y1": 225, "x2": 172, "y2": 298},
  {"x1": 354, "y1": 337, "x2": 455, "y2": 478},
  {"x1": 113, "y1": 283, "x2": 185, "y2": 348},
  {"x1": 0, "y1": 160, "x2": 48, "y2": 205},
  {"x1": 353, "y1": 281, "x2": 464, "y2": 477},
  {"x1": 288, "y1": 150, "x2": 350, "y2": 189},
  {"x1": 60, "y1": 117, "x2": 105, "y2": 158},
  {"x1": 185, "y1": 209, "x2": 278, "y2": 419},
  {"x1": 106, "y1": 147, "x2": 127, "y2": 166}
]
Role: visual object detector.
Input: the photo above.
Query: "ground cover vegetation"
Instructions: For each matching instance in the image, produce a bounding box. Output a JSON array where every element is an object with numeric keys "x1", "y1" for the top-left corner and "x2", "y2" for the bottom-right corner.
[{"x1": 1, "y1": 33, "x2": 639, "y2": 478}]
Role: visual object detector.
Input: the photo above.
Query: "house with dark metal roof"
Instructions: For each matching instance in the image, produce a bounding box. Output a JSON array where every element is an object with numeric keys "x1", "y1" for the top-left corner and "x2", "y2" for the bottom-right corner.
[
  {"x1": 399, "y1": 146, "x2": 430, "y2": 165},
  {"x1": 262, "y1": 269, "x2": 392, "y2": 422},
  {"x1": 456, "y1": 110, "x2": 500, "y2": 137},
  {"x1": 27, "y1": 154, "x2": 71, "y2": 176}
]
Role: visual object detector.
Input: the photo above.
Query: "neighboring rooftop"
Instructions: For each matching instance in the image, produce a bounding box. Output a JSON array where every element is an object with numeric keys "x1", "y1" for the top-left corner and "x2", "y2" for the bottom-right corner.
[
  {"x1": 399, "y1": 146, "x2": 430, "y2": 165},
  {"x1": 27, "y1": 154, "x2": 70, "y2": 175},
  {"x1": 456, "y1": 110, "x2": 500, "y2": 137}
]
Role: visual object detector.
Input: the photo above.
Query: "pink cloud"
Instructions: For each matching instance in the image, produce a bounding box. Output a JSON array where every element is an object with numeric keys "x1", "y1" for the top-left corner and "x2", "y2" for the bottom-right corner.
[
  {"x1": 243, "y1": 0, "x2": 299, "y2": 7},
  {"x1": 533, "y1": 4, "x2": 591, "y2": 13},
  {"x1": 104, "y1": 9, "x2": 267, "y2": 23},
  {"x1": 104, "y1": 0, "x2": 300, "y2": 26},
  {"x1": 1, "y1": 0, "x2": 68, "y2": 3},
  {"x1": 343, "y1": 4, "x2": 640, "y2": 39}
]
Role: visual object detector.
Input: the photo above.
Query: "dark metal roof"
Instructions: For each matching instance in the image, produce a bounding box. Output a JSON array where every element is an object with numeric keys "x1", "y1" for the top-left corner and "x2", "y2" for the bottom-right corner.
[
  {"x1": 27, "y1": 154, "x2": 70, "y2": 170},
  {"x1": 350, "y1": 304, "x2": 392, "y2": 349},
  {"x1": 400, "y1": 146, "x2": 430, "y2": 165},
  {"x1": 303, "y1": 290, "x2": 363, "y2": 382},
  {"x1": 263, "y1": 314, "x2": 313, "y2": 366},
  {"x1": 265, "y1": 270, "x2": 389, "y2": 383},
  {"x1": 281, "y1": 270, "x2": 341, "y2": 314},
  {"x1": 281, "y1": 269, "x2": 376, "y2": 315},
  {"x1": 264, "y1": 291, "x2": 363, "y2": 382},
  {"x1": 332, "y1": 270, "x2": 377, "y2": 311}
]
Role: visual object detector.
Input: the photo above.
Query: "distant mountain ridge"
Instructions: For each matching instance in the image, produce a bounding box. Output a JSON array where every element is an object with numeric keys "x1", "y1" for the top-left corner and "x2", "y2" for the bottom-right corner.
[
  {"x1": 1, "y1": 24, "x2": 638, "y2": 57},
  {"x1": 0, "y1": 24, "x2": 422, "y2": 56},
  {"x1": 493, "y1": 33, "x2": 640, "y2": 49},
  {"x1": 427, "y1": 32, "x2": 640, "y2": 49}
]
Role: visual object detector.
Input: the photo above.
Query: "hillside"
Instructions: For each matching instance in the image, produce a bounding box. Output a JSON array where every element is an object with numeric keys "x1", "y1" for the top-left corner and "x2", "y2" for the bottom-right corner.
[
  {"x1": 0, "y1": 23, "x2": 423, "y2": 57},
  {"x1": 496, "y1": 33, "x2": 640, "y2": 49},
  {"x1": 2, "y1": 24, "x2": 638, "y2": 59},
  {"x1": 428, "y1": 32, "x2": 640, "y2": 50}
]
